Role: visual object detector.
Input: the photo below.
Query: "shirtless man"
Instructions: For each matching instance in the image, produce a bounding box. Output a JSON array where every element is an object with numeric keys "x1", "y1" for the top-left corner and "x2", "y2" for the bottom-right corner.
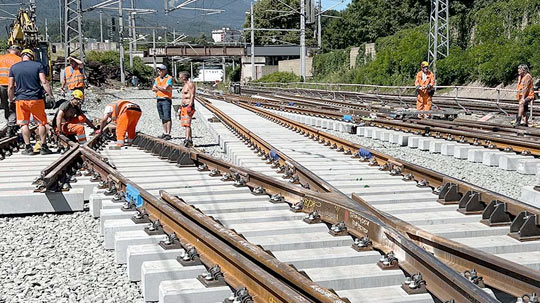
[{"x1": 178, "y1": 71, "x2": 196, "y2": 147}]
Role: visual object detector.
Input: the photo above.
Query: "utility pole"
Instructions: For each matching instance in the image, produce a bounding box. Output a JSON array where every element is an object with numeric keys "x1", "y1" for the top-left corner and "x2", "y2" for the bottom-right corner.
[
  {"x1": 99, "y1": 10, "x2": 103, "y2": 42},
  {"x1": 45, "y1": 18, "x2": 49, "y2": 42},
  {"x1": 300, "y1": 0, "x2": 306, "y2": 81},
  {"x1": 152, "y1": 29, "x2": 157, "y2": 70},
  {"x1": 250, "y1": 2, "x2": 255, "y2": 81},
  {"x1": 119, "y1": 0, "x2": 125, "y2": 85},
  {"x1": 428, "y1": 0, "x2": 449, "y2": 76},
  {"x1": 190, "y1": 61, "x2": 193, "y2": 78},
  {"x1": 129, "y1": 12, "x2": 134, "y2": 69},
  {"x1": 317, "y1": 0, "x2": 322, "y2": 49},
  {"x1": 222, "y1": 57, "x2": 226, "y2": 83},
  {"x1": 58, "y1": 0, "x2": 63, "y2": 42},
  {"x1": 64, "y1": 0, "x2": 85, "y2": 66}
]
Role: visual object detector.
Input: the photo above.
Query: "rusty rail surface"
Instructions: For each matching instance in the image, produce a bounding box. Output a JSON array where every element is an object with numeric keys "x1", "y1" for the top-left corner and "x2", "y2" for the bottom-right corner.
[
  {"x1": 80, "y1": 143, "x2": 345, "y2": 303},
  {"x1": 196, "y1": 95, "x2": 540, "y2": 299},
  {"x1": 220, "y1": 92, "x2": 540, "y2": 157},
  {"x1": 232, "y1": 99, "x2": 540, "y2": 237},
  {"x1": 242, "y1": 85, "x2": 539, "y2": 117},
  {"x1": 197, "y1": 96, "x2": 342, "y2": 194},
  {"x1": 72, "y1": 130, "x2": 500, "y2": 302}
]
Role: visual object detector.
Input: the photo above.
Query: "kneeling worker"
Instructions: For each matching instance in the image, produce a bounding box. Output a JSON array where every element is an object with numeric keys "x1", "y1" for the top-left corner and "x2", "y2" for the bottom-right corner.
[
  {"x1": 96, "y1": 100, "x2": 142, "y2": 147},
  {"x1": 54, "y1": 90, "x2": 97, "y2": 144}
]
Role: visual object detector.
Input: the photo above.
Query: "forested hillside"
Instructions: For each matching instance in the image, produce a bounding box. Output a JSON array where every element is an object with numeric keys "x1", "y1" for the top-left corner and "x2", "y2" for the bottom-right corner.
[
  {"x1": 251, "y1": 0, "x2": 538, "y2": 87},
  {"x1": 315, "y1": 0, "x2": 540, "y2": 86}
]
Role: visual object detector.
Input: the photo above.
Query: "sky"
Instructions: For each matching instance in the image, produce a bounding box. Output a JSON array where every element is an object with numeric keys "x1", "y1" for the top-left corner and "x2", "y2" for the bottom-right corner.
[{"x1": 322, "y1": 0, "x2": 352, "y2": 11}]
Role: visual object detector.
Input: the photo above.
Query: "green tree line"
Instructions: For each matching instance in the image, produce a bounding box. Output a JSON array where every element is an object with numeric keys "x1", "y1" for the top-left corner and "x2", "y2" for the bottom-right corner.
[{"x1": 252, "y1": 0, "x2": 540, "y2": 87}]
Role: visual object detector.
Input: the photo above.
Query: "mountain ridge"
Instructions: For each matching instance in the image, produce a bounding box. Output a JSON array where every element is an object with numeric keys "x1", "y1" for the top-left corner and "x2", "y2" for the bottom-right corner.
[{"x1": 0, "y1": 0, "x2": 250, "y2": 39}]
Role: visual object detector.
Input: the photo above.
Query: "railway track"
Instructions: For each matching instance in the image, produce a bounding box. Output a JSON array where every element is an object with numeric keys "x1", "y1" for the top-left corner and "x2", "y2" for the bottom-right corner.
[
  {"x1": 81, "y1": 131, "x2": 490, "y2": 303},
  {"x1": 219, "y1": 92, "x2": 540, "y2": 178},
  {"x1": 3, "y1": 96, "x2": 540, "y2": 302},
  {"x1": 241, "y1": 84, "x2": 540, "y2": 117},
  {"x1": 195, "y1": 95, "x2": 540, "y2": 301}
]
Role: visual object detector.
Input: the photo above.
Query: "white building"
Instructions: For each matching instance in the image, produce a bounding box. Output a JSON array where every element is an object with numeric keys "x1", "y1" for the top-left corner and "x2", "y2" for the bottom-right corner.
[
  {"x1": 211, "y1": 28, "x2": 242, "y2": 43},
  {"x1": 193, "y1": 68, "x2": 224, "y2": 83}
]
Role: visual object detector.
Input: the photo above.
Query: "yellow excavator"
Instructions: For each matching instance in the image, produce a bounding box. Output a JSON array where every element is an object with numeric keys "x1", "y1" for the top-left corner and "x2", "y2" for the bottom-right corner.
[{"x1": 8, "y1": 0, "x2": 52, "y2": 81}]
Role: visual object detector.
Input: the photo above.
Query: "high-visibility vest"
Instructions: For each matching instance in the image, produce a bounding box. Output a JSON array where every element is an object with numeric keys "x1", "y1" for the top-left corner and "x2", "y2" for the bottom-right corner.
[
  {"x1": 109, "y1": 100, "x2": 133, "y2": 122},
  {"x1": 0, "y1": 53, "x2": 21, "y2": 86},
  {"x1": 155, "y1": 75, "x2": 173, "y2": 99},
  {"x1": 415, "y1": 70, "x2": 435, "y2": 88},
  {"x1": 65, "y1": 66, "x2": 85, "y2": 90},
  {"x1": 517, "y1": 73, "x2": 535, "y2": 100}
]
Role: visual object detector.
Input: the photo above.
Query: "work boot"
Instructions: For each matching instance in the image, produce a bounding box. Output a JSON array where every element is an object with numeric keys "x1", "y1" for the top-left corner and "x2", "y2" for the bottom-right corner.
[
  {"x1": 163, "y1": 134, "x2": 172, "y2": 140},
  {"x1": 40, "y1": 144, "x2": 53, "y2": 155},
  {"x1": 183, "y1": 139, "x2": 193, "y2": 148},
  {"x1": 21, "y1": 144, "x2": 35, "y2": 155}
]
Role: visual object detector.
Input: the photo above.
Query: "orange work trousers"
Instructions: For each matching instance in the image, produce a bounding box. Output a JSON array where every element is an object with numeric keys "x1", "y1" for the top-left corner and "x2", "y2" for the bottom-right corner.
[
  {"x1": 116, "y1": 109, "x2": 141, "y2": 146},
  {"x1": 16, "y1": 99, "x2": 47, "y2": 125},
  {"x1": 61, "y1": 115, "x2": 88, "y2": 144},
  {"x1": 416, "y1": 90, "x2": 432, "y2": 111},
  {"x1": 180, "y1": 106, "x2": 195, "y2": 127}
]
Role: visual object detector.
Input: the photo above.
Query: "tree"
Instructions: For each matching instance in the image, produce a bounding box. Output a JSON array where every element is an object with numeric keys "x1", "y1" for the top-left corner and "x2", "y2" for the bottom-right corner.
[{"x1": 244, "y1": 0, "x2": 315, "y2": 46}]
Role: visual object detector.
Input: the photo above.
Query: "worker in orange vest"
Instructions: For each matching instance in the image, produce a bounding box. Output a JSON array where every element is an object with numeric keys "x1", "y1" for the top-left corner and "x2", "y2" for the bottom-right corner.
[
  {"x1": 415, "y1": 61, "x2": 435, "y2": 118},
  {"x1": 152, "y1": 64, "x2": 173, "y2": 140},
  {"x1": 515, "y1": 64, "x2": 535, "y2": 127},
  {"x1": 96, "y1": 100, "x2": 142, "y2": 147},
  {"x1": 0, "y1": 45, "x2": 21, "y2": 133},
  {"x1": 61, "y1": 56, "x2": 85, "y2": 100},
  {"x1": 54, "y1": 90, "x2": 97, "y2": 144}
]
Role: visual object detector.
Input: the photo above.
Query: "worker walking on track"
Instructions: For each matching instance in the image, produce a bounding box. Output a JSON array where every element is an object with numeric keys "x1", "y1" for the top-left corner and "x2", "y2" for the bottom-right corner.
[
  {"x1": 415, "y1": 61, "x2": 435, "y2": 118},
  {"x1": 178, "y1": 71, "x2": 196, "y2": 147},
  {"x1": 54, "y1": 90, "x2": 97, "y2": 144},
  {"x1": 0, "y1": 45, "x2": 21, "y2": 136},
  {"x1": 96, "y1": 100, "x2": 142, "y2": 147},
  {"x1": 8, "y1": 49, "x2": 54, "y2": 155},
  {"x1": 61, "y1": 56, "x2": 85, "y2": 101},
  {"x1": 152, "y1": 64, "x2": 173, "y2": 140},
  {"x1": 515, "y1": 64, "x2": 535, "y2": 127}
]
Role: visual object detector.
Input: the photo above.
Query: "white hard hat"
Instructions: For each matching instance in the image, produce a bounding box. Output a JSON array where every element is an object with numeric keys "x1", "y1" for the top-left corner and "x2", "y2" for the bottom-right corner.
[{"x1": 156, "y1": 64, "x2": 167, "y2": 70}]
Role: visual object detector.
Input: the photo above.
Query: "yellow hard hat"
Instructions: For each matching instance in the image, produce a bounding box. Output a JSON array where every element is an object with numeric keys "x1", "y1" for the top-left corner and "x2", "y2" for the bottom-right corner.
[
  {"x1": 421, "y1": 61, "x2": 429, "y2": 68},
  {"x1": 21, "y1": 49, "x2": 35, "y2": 59},
  {"x1": 72, "y1": 89, "x2": 84, "y2": 100}
]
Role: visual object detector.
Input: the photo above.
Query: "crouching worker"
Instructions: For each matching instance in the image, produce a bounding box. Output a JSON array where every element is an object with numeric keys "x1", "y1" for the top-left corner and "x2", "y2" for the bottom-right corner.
[
  {"x1": 54, "y1": 90, "x2": 97, "y2": 144},
  {"x1": 96, "y1": 100, "x2": 142, "y2": 147}
]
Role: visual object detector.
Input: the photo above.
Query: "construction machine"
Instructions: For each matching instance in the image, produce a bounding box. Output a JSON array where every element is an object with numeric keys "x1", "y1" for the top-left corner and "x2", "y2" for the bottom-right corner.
[{"x1": 7, "y1": 0, "x2": 53, "y2": 81}]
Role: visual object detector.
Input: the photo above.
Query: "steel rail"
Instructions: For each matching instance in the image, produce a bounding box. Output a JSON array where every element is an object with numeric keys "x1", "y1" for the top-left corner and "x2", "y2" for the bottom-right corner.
[
  {"x1": 236, "y1": 100, "x2": 540, "y2": 227},
  {"x1": 80, "y1": 131, "x2": 500, "y2": 302},
  {"x1": 131, "y1": 133, "x2": 499, "y2": 303},
  {"x1": 223, "y1": 93, "x2": 540, "y2": 159},
  {"x1": 350, "y1": 193, "x2": 540, "y2": 298},
  {"x1": 242, "y1": 85, "x2": 539, "y2": 116},
  {"x1": 197, "y1": 96, "x2": 341, "y2": 194},
  {"x1": 80, "y1": 143, "x2": 345, "y2": 303},
  {"x1": 209, "y1": 97, "x2": 540, "y2": 298}
]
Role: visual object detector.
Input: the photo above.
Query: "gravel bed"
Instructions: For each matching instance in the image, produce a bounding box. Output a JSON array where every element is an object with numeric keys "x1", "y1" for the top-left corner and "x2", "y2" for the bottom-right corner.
[
  {"x1": 0, "y1": 87, "x2": 228, "y2": 303},
  {"x1": 0, "y1": 213, "x2": 143, "y2": 303},
  {"x1": 319, "y1": 126, "x2": 537, "y2": 200}
]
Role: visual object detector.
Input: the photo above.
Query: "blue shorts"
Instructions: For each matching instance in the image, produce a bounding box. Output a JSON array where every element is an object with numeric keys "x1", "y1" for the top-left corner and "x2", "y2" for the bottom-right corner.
[{"x1": 156, "y1": 98, "x2": 172, "y2": 121}]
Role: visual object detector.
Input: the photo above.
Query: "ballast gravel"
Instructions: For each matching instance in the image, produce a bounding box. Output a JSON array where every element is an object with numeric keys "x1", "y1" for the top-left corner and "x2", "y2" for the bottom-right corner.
[
  {"x1": 320, "y1": 126, "x2": 537, "y2": 200},
  {"x1": 0, "y1": 213, "x2": 144, "y2": 303},
  {"x1": 0, "y1": 87, "x2": 227, "y2": 303},
  {"x1": 84, "y1": 87, "x2": 226, "y2": 159}
]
